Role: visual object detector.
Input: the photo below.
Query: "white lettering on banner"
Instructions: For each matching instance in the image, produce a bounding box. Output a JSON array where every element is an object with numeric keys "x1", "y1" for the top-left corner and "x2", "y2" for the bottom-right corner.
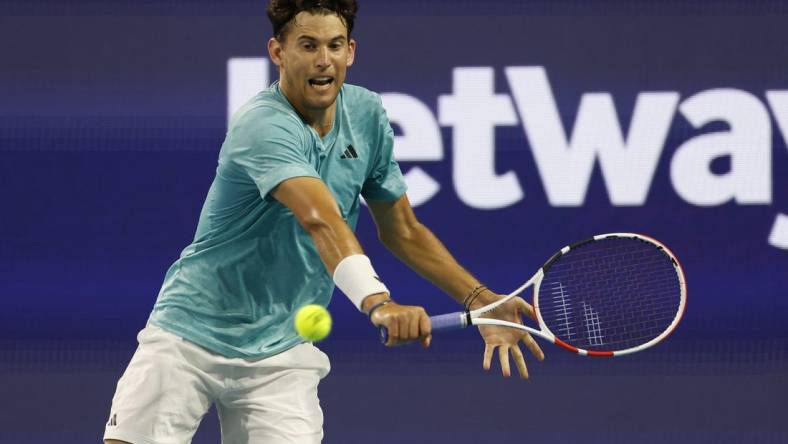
[
  {"x1": 671, "y1": 89, "x2": 772, "y2": 206},
  {"x1": 505, "y1": 66, "x2": 679, "y2": 206},
  {"x1": 438, "y1": 68, "x2": 523, "y2": 209},
  {"x1": 765, "y1": 91, "x2": 788, "y2": 249},
  {"x1": 380, "y1": 93, "x2": 443, "y2": 206},
  {"x1": 769, "y1": 215, "x2": 788, "y2": 249},
  {"x1": 226, "y1": 57, "x2": 787, "y2": 250},
  {"x1": 227, "y1": 58, "x2": 269, "y2": 124}
]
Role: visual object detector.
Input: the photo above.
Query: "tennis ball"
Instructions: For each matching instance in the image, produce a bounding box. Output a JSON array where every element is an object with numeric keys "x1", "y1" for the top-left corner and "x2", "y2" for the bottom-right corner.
[{"x1": 294, "y1": 304, "x2": 332, "y2": 342}]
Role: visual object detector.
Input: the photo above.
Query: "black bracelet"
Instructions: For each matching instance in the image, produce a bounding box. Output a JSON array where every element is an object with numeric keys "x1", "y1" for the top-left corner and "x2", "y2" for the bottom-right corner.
[
  {"x1": 367, "y1": 299, "x2": 392, "y2": 320},
  {"x1": 463, "y1": 284, "x2": 487, "y2": 310},
  {"x1": 462, "y1": 284, "x2": 485, "y2": 306},
  {"x1": 464, "y1": 293, "x2": 481, "y2": 310}
]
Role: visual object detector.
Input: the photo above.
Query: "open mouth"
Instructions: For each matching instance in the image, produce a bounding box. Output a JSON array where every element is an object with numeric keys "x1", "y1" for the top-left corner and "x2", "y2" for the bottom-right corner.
[{"x1": 308, "y1": 76, "x2": 335, "y2": 89}]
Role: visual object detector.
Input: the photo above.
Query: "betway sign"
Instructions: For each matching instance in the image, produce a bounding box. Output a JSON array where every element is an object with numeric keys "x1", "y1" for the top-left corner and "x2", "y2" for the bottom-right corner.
[{"x1": 228, "y1": 58, "x2": 788, "y2": 250}]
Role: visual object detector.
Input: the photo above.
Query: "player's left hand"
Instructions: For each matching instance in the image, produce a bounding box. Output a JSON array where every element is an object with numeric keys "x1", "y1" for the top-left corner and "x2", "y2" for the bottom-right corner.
[{"x1": 471, "y1": 292, "x2": 545, "y2": 379}]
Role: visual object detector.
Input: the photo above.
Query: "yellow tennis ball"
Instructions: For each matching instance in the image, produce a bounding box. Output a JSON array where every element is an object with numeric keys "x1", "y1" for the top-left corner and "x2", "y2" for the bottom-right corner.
[{"x1": 294, "y1": 304, "x2": 332, "y2": 342}]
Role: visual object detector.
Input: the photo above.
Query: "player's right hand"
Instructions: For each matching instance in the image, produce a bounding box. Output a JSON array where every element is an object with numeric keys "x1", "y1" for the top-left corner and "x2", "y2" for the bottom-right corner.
[{"x1": 370, "y1": 302, "x2": 432, "y2": 348}]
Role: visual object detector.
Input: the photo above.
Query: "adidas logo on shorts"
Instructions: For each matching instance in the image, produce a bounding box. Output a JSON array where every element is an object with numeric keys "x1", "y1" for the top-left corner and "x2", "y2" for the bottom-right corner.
[{"x1": 107, "y1": 413, "x2": 117, "y2": 426}]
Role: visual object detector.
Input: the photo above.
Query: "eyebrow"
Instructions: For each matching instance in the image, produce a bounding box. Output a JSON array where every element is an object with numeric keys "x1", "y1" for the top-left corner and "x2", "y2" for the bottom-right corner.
[{"x1": 296, "y1": 35, "x2": 347, "y2": 43}]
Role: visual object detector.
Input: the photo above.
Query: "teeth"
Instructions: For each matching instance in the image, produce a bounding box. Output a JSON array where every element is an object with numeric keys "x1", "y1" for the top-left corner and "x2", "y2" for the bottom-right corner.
[{"x1": 310, "y1": 77, "x2": 333, "y2": 85}]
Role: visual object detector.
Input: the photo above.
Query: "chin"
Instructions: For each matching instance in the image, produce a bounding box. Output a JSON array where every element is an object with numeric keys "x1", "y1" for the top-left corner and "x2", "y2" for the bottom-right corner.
[{"x1": 306, "y1": 92, "x2": 340, "y2": 110}]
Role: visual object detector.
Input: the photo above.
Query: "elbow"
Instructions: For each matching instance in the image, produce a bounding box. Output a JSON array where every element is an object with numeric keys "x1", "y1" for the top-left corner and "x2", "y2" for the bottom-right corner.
[
  {"x1": 299, "y1": 210, "x2": 341, "y2": 236},
  {"x1": 379, "y1": 220, "x2": 425, "y2": 248}
]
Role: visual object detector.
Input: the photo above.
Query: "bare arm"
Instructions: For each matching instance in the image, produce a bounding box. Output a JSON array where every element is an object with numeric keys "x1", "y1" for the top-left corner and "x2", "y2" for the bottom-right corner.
[
  {"x1": 271, "y1": 177, "x2": 430, "y2": 346},
  {"x1": 271, "y1": 176, "x2": 362, "y2": 275},
  {"x1": 367, "y1": 194, "x2": 545, "y2": 378},
  {"x1": 366, "y1": 194, "x2": 480, "y2": 305}
]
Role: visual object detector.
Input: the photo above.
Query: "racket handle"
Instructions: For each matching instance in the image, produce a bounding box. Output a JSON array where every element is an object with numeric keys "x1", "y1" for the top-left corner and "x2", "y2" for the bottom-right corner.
[
  {"x1": 430, "y1": 312, "x2": 468, "y2": 331},
  {"x1": 379, "y1": 312, "x2": 468, "y2": 344}
]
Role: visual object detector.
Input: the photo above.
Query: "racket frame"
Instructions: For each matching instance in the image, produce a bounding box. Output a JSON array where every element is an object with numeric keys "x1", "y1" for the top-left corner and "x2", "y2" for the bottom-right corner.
[{"x1": 456, "y1": 232, "x2": 687, "y2": 357}]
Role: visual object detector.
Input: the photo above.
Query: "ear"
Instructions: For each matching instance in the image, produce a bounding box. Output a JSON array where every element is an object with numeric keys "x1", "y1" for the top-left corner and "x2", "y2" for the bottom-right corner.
[
  {"x1": 268, "y1": 37, "x2": 284, "y2": 67},
  {"x1": 346, "y1": 38, "x2": 356, "y2": 67}
]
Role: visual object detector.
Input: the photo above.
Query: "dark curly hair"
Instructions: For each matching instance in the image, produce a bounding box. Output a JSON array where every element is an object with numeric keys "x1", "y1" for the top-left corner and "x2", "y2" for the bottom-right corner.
[{"x1": 267, "y1": 0, "x2": 358, "y2": 41}]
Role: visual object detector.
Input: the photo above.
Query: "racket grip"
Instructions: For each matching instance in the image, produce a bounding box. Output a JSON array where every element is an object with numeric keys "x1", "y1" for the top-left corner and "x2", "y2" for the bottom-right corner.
[
  {"x1": 430, "y1": 312, "x2": 468, "y2": 332},
  {"x1": 379, "y1": 312, "x2": 467, "y2": 344}
]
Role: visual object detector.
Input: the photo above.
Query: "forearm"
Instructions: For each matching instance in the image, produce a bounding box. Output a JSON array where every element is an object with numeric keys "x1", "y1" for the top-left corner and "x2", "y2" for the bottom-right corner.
[
  {"x1": 381, "y1": 223, "x2": 481, "y2": 305},
  {"x1": 302, "y1": 212, "x2": 364, "y2": 275},
  {"x1": 272, "y1": 177, "x2": 390, "y2": 311},
  {"x1": 301, "y1": 213, "x2": 391, "y2": 312}
]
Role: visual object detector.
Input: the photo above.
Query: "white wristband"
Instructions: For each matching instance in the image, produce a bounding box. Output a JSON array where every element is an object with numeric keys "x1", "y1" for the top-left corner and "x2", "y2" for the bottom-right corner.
[{"x1": 333, "y1": 254, "x2": 389, "y2": 311}]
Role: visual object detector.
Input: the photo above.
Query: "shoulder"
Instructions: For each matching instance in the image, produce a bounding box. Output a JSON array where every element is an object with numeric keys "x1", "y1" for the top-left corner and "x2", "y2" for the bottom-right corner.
[
  {"x1": 342, "y1": 83, "x2": 386, "y2": 115},
  {"x1": 228, "y1": 89, "x2": 306, "y2": 142},
  {"x1": 341, "y1": 84, "x2": 389, "y2": 140},
  {"x1": 220, "y1": 90, "x2": 312, "y2": 166}
]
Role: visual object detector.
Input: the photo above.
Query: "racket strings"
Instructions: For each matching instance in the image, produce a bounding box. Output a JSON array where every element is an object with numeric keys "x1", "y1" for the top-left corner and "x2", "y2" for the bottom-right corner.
[{"x1": 539, "y1": 238, "x2": 682, "y2": 352}]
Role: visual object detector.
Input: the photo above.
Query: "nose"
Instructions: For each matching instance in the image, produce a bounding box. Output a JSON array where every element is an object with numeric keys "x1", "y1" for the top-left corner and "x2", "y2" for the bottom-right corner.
[{"x1": 315, "y1": 46, "x2": 330, "y2": 69}]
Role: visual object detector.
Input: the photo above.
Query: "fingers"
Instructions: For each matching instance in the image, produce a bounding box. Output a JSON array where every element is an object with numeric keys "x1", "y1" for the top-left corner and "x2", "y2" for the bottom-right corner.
[
  {"x1": 376, "y1": 304, "x2": 431, "y2": 347},
  {"x1": 399, "y1": 315, "x2": 410, "y2": 344},
  {"x1": 486, "y1": 344, "x2": 533, "y2": 379},
  {"x1": 408, "y1": 311, "x2": 420, "y2": 340},
  {"x1": 483, "y1": 344, "x2": 531, "y2": 379},
  {"x1": 498, "y1": 346, "x2": 511, "y2": 377},
  {"x1": 523, "y1": 333, "x2": 545, "y2": 361},
  {"x1": 483, "y1": 344, "x2": 494, "y2": 371},
  {"x1": 515, "y1": 297, "x2": 537, "y2": 322},
  {"x1": 384, "y1": 315, "x2": 398, "y2": 347},
  {"x1": 510, "y1": 345, "x2": 529, "y2": 379},
  {"x1": 419, "y1": 312, "x2": 432, "y2": 348}
]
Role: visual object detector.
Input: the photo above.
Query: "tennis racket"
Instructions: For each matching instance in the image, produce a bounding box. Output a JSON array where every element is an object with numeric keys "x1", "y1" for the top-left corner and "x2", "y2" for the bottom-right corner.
[{"x1": 381, "y1": 233, "x2": 686, "y2": 356}]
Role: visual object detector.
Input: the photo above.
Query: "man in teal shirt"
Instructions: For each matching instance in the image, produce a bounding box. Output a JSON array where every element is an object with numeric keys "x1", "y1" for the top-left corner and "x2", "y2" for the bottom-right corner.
[
  {"x1": 105, "y1": 1, "x2": 544, "y2": 443},
  {"x1": 148, "y1": 80, "x2": 408, "y2": 359}
]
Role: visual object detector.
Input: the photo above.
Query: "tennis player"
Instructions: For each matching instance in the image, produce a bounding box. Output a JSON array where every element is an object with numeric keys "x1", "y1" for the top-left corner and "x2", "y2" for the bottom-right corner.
[{"x1": 104, "y1": 1, "x2": 544, "y2": 443}]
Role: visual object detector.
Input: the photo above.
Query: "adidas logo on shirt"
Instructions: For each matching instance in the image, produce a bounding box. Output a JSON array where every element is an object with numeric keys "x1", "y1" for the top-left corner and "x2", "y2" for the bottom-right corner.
[{"x1": 340, "y1": 145, "x2": 359, "y2": 159}]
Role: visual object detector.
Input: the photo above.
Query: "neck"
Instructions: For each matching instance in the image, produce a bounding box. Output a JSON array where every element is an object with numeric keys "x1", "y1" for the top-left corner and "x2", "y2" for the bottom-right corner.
[
  {"x1": 307, "y1": 106, "x2": 335, "y2": 137},
  {"x1": 279, "y1": 82, "x2": 336, "y2": 138}
]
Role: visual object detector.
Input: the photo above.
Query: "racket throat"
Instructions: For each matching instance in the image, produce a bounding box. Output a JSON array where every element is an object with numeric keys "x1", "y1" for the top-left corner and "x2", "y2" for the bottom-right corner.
[
  {"x1": 553, "y1": 337, "x2": 580, "y2": 353},
  {"x1": 553, "y1": 337, "x2": 615, "y2": 357}
]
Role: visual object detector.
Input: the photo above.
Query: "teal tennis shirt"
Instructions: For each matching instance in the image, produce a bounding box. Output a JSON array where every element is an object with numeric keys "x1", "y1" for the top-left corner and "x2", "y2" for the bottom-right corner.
[{"x1": 148, "y1": 81, "x2": 407, "y2": 359}]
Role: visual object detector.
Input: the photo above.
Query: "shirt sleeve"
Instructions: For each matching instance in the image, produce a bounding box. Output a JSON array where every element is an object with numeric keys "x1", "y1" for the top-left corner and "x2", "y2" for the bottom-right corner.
[
  {"x1": 222, "y1": 106, "x2": 320, "y2": 199},
  {"x1": 361, "y1": 99, "x2": 408, "y2": 201}
]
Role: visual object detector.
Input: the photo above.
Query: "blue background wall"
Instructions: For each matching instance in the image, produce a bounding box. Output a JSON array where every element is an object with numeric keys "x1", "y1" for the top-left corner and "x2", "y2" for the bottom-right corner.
[{"x1": 1, "y1": 1, "x2": 786, "y2": 443}]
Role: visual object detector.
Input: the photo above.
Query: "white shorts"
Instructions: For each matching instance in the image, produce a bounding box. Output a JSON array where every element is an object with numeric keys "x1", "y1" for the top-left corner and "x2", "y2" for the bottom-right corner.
[{"x1": 103, "y1": 324, "x2": 331, "y2": 444}]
